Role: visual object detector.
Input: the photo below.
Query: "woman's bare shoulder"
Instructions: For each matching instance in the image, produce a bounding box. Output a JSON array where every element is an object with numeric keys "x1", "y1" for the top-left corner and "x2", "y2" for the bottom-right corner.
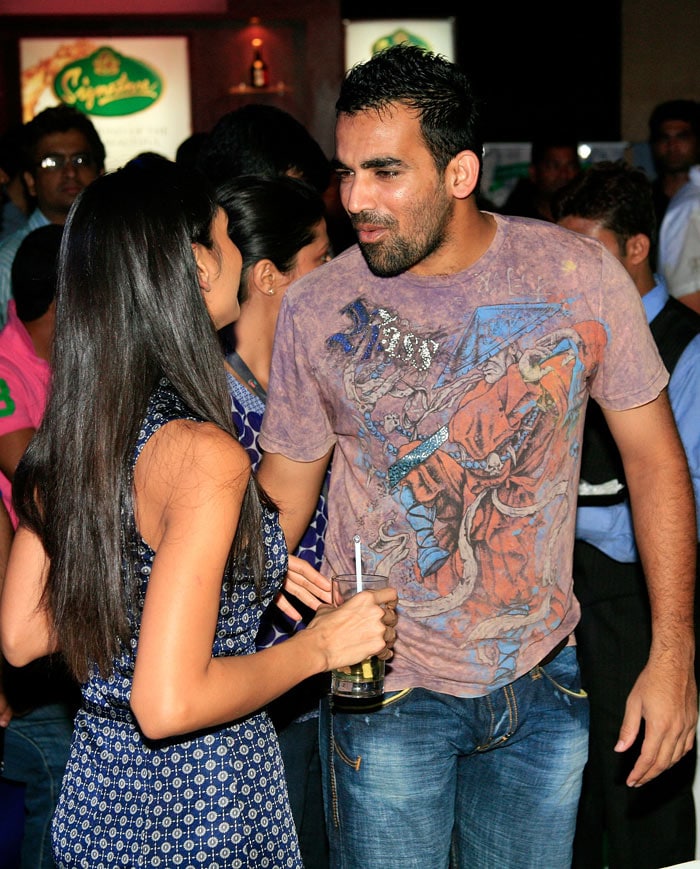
[{"x1": 135, "y1": 418, "x2": 251, "y2": 515}]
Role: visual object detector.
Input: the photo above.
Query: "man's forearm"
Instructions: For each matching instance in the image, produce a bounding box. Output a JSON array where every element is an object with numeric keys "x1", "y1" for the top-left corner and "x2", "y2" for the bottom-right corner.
[
  {"x1": 257, "y1": 449, "x2": 333, "y2": 552},
  {"x1": 628, "y1": 448, "x2": 696, "y2": 652}
]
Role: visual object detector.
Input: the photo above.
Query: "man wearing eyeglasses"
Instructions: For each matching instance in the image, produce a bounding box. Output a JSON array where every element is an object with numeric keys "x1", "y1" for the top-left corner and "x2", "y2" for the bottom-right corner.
[{"x1": 0, "y1": 104, "x2": 105, "y2": 328}]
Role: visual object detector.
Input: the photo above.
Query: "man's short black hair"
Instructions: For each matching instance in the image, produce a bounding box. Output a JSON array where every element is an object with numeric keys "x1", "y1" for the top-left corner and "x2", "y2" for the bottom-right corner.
[
  {"x1": 11, "y1": 224, "x2": 63, "y2": 322},
  {"x1": 648, "y1": 99, "x2": 700, "y2": 141},
  {"x1": 530, "y1": 132, "x2": 579, "y2": 166},
  {"x1": 22, "y1": 104, "x2": 106, "y2": 173}
]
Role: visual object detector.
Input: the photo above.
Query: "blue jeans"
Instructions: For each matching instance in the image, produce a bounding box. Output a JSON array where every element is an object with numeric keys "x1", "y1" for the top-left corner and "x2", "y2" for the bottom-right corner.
[
  {"x1": 2, "y1": 703, "x2": 75, "y2": 869},
  {"x1": 320, "y1": 646, "x2": 589, "y2": 869}
]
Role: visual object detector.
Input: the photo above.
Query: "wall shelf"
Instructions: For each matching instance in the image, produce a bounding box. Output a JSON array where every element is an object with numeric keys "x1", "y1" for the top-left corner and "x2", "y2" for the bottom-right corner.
[{"x1": 227, "y1": 82, "x2": 292, "y2": 96}]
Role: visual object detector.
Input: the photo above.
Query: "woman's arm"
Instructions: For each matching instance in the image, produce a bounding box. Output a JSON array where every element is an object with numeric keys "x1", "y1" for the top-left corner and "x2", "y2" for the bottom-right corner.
[
  {"x1": 130, "y1": 421, "x2": 396, "y2": 741},
  {"x1": 0, "y1": 523, "x2": 56, "y2": 666},
  {"x1": 0, "y1": 496, "x2": 16, "y2": 727}
]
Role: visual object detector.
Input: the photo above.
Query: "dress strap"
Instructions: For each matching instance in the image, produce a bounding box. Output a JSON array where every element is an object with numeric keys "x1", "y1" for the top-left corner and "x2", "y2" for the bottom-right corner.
[{"x1": 226, "y1": 351, "x2": 267, "y2": 402}]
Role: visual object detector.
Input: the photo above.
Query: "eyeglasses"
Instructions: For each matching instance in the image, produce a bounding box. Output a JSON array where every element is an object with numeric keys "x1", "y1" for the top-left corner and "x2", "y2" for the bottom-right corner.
[{"x1": 36, "y1": 153, "x2": 95, "y2": 172}]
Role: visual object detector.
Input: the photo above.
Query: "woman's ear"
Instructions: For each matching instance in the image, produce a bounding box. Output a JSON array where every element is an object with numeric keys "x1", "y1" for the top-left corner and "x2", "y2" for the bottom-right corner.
[
  {"x1": 251, "y1": 259, "x2": 283, "y2": 297},
  {"x1": 192, "y1": 242, "x2": 211, "y2": 292}
]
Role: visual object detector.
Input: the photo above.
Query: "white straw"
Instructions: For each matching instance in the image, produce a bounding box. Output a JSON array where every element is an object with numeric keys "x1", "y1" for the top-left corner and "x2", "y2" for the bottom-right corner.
[{"x1": 353, "y1": 535, "x2": 363, "y2": 592}]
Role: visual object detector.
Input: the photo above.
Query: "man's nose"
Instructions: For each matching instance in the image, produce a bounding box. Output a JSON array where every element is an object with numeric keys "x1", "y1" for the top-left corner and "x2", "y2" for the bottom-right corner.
[{"x1": 343, "y1": 175, "x2": 375, "y2": 215}]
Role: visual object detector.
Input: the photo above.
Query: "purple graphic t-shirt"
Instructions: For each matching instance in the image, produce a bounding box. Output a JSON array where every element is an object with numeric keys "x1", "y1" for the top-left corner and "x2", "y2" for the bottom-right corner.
[{"x1": 259, "y1": 214, "x2": 667, "y2": 698}]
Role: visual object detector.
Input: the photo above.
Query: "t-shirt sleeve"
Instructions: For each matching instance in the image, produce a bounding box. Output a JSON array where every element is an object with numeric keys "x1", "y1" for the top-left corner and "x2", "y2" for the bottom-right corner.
[
  {"x1": 585, "y1": 249, "x2": 668, "y2": 410},
  {"x1": 0, "y1": 366, "x2": 35, "y2": 436},
  {"x1": 259, "y1": 294, "x2": 337, "y2": 461}
]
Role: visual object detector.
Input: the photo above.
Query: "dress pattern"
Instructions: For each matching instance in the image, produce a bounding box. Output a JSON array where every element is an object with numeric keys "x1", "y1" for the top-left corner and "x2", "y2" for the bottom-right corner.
[
  {"x1": 51, "y1": 379, "x2": 300, "y2": 868},
  {"x1": 226, "y1": 370, "x2": 330, "y2": 723}
]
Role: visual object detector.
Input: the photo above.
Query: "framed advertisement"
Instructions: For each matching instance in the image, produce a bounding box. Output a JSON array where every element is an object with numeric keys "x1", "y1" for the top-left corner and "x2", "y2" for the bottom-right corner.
[
  {"x1": 19, "y1": 37, "x2": 192, "y2": 171},
  {"x1": 343, "y1": 18, "x2": 455, "y2": 70}
]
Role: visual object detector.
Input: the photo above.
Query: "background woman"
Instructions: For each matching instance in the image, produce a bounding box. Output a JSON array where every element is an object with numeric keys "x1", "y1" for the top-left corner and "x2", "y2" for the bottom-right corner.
[{"x1": 218, "y1": 174, "x2": 331, "y2": 867}]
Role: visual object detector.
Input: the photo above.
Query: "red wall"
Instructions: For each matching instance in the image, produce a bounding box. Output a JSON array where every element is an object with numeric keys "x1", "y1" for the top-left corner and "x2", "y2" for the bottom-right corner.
[
  {"x1": 0, "y1": 0, "x2": 343, "y2": 157},
  {"x1": 0, "y1": 0, "x2": 228, "y2": 13}
]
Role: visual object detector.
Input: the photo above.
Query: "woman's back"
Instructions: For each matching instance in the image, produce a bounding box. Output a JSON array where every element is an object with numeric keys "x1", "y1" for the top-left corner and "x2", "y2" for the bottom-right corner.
[{"x1": 53, "y1": 378, "x2": 300, "y2": 868}]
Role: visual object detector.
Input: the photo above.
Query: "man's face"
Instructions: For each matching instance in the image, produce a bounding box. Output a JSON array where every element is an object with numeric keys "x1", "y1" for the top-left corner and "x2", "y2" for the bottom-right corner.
[
  {"x1": 530, "y1": 147, "x2": 580, "y2": 197},
  {"x1": 334, "y1": 105, "x2": 454, "y2": 277},
  {"x1": 651, "y1": 120, "x2": 699, "y2": 176},
  {"x1": 24, "y1": 129, "x2": 101, "y2": 224}
]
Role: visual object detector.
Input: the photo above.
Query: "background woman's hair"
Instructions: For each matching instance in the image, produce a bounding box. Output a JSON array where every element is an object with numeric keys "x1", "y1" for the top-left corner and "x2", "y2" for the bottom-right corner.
[
  {"x1": 216, "y1": 174, "x2": 325, "y2": 304},
  {"x1": 14, "y1": 159, "x2": 272, "y2": 681}
]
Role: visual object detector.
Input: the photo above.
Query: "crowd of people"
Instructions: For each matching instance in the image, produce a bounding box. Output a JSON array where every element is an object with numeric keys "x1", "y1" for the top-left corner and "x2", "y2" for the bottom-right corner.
[{"x1": 0, "y1": 43, "x2": 697, "y2": 869}]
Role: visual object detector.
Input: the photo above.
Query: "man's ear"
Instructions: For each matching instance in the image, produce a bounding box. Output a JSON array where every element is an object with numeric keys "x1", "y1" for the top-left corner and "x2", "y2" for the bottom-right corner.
[
  {"x1": 448, "y1": 150, "x2": 481, "y2": 200},
  {"x1": 624, "y1": 233, "x2": 650, "y2": 266},
  {"x1": 23, "y1": 170, "x2": 36, "y2": 199}
]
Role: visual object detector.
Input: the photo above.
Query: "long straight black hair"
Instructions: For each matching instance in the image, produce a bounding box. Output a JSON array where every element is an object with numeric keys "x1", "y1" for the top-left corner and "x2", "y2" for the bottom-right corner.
[{"x1": 13, "y1": 160, "x2": 272, "y2": 681}]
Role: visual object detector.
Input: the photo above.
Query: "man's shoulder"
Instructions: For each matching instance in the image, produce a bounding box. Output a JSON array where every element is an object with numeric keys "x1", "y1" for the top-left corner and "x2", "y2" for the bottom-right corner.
[
  {"x1": 497, "y1": 212, "x2": 605, "y2": 259},
  {"x1": 653, "y1": 295, "x2": 700, "y2": 346},
  {"x1": 0, "y1": 211, "x2": 50, "y2": 254},
  {"x1": 313, "y1": 243, "x2": 363, "y2": 277},
  {"x1": 0, "y1": 314, "x2": 42, "y2": 365},
  {"x1": 0, "y1": 341, "x2": 40, "y2": 384},
  {"x1": 287, "y1": 244, "x2": 365, "y2": 297},
  {"x1": 667, "y1": 168, "x2": 700, "y2": 216},
  {"x1": 0, "y1": 224, "x2": 29, "y2": 264}
]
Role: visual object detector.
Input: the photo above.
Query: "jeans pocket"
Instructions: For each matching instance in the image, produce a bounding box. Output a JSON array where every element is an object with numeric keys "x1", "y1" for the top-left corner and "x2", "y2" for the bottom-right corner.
[
  {"x1": 330, "y1": 688, "x2": 414, "y2": 771},
  {"x1": 534, "y1": 646, "x2": 588, "y2": 699}
]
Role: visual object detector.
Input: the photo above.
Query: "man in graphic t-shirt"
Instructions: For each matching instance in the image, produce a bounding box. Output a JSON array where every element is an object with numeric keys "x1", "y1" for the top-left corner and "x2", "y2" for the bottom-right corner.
[{"x1": 257, "y1": 45, "x2": 697, "y2": 869}]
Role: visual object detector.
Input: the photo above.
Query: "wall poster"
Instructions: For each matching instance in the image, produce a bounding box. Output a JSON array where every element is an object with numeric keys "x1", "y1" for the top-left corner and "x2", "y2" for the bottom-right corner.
[
  {"x1": 343, "y1": 18, "x2": 455, "y2": 70},
  {"x1": 19, "y1": 37, "x2": 192, "y2": 172}
]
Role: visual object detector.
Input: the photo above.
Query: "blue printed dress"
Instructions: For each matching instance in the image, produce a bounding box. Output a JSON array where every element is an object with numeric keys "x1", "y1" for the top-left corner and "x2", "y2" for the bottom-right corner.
[{"x1": 51, "y1": 379, "x2": 301, "y2": 868}]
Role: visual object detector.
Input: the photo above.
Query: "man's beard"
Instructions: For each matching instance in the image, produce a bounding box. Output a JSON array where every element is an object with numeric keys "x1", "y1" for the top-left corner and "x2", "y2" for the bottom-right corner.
[{"x1": 354, "y1": 193, "x2": 454, "y2": 278}]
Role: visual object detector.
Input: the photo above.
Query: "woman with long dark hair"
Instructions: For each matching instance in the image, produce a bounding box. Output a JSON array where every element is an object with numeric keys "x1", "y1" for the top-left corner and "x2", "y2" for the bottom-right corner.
[{"x1": 0, "y1": 160, "x2": 397, "y2": 867}]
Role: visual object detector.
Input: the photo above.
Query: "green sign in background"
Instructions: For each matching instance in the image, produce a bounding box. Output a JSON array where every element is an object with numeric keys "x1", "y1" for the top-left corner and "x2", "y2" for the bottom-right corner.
[{"x1": 53, "y1": 46, "x2": 162, "y2": 117}]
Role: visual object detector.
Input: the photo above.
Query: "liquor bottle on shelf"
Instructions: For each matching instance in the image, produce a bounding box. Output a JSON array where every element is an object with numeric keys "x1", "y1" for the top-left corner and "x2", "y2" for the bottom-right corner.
[{"x1": 249, "y1": 39, "x2": 269, "y2": 89}]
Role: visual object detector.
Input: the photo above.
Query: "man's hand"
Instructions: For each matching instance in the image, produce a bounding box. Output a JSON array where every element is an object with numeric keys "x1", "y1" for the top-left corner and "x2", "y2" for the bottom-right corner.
[
  {"x1": 616, "y1": 649, "x2": 697, "y2": 786},
  {"x1": 605, "y1": 394, "x2": 698, "y2": 786}
]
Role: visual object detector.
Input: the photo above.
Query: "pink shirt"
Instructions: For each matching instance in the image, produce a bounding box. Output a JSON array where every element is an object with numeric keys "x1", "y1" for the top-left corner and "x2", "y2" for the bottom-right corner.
[{"x1": 0, "y1": 299, "x2": 50, "y2": 525}]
